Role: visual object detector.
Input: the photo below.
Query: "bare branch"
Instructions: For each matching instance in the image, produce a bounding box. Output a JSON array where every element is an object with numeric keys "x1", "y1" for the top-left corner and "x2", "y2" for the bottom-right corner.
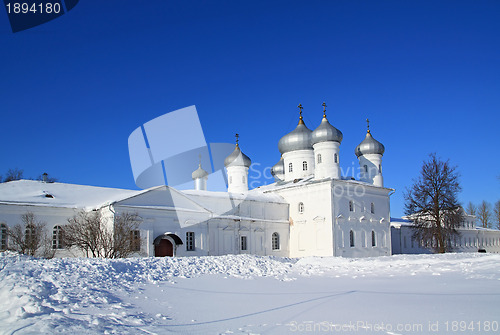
[{"x1": 404, "y1": 153, "x2": 464, "y2": 253}]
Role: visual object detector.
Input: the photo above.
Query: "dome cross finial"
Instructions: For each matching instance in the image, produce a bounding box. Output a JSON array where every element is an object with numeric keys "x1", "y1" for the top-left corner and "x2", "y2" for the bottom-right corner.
[
  {"x1": 198, "y1": 154, "x2": 202, "y2": 166},
  {"x1": 235, "y1": 133, "x2": 239, "y2": 146},
  {"x1": 322, "y1": 102, "x2": 327, "y2": 118},
  {"x1": 366, "y1": 118, "x2": 370, "y2": 133},
  {"x1": 298, "y1": 103, "x2": 304, "y2": 124}
]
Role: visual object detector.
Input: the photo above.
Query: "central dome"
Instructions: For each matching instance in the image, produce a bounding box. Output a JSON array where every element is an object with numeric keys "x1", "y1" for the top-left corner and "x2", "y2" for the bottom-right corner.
[
  {"x1": 278, "y1": 119, "x2": 312, "y2": 154},
  {"x1": 311, "y1": 116, "x2": 343, "y2": 145}
]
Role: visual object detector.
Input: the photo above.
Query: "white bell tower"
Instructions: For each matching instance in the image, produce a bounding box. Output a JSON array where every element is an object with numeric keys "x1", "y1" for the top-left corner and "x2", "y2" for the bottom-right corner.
[
  {"x1": 192, "y1": 155, "x2": 209, "y2": 191},
  {"x1": 355, "y1": 119, "x2": 385, "y2": 187},
  {"x1": 224, "y1": 134, "x2": 252, "y2": 193}
]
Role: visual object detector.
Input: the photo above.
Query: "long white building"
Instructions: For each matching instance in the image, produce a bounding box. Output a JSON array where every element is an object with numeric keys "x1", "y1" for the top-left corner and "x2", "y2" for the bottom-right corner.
[
  {"x1": 0, "y1": 107, "x2": 394, "y2": 258},
  {"x1": 391, "y1": 215, "x2": 500, "y2": 254}
]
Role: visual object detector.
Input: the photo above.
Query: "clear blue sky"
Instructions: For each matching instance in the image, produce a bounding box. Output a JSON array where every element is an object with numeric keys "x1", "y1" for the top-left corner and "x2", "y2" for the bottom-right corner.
[{"x1": 1, "y1": 0, "x2": 499, "y2": 217}]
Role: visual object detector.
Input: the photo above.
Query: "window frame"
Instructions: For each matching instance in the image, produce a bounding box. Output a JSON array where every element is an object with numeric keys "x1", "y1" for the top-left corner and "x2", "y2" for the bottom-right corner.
[
  {"x1": 52, "y1": 225, "x2": 64, "y2": 250},
  {"x1": 240, "y1": 235, "x2": 247, "y2": 251},
  {"x1": 272, "y1": 232, "x2": 280, "y2": 250},
  {"x1": 0, "y1": 223, "x2": 7, "y2": 250},
  {"x1": 186, "y1": 231, "x2": 195, "y2": 251},
  {"x1": 130, "y1": 230, "x2": 140, "y2": 252}
]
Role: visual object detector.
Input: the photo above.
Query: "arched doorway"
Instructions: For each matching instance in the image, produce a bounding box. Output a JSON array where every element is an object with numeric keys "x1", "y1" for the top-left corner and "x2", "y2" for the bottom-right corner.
[
  {"x1": 153, "y1": 233, "x2": 183, "y2": 257},
  {"x1": 155, "y1": 239, "x2": 173, "y2": 257}
]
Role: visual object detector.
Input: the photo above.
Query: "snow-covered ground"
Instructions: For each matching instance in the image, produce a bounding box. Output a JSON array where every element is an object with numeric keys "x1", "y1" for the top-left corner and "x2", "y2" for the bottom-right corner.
[{"x1": 1, "y1": 252, "x2": 499, "y2": 335}]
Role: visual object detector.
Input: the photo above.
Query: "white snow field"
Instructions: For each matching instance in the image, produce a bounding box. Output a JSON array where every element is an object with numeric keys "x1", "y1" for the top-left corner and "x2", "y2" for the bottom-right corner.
[{"x1": 1, "y1": 252, "x2": 499, "y2": 335}]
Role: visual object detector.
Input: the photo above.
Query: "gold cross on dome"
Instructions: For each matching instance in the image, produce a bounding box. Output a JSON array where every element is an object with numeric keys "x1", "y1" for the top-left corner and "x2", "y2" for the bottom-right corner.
[
  {"x1": 235, "y1": 133, "x2": 239, "y2": 145},
  {"x1": 322, "y1": 102, "x2": 327, "y2": 118},
  {"x1": 366, "y1": 119, "x2": 370, "y2": 133},
  {"x1": 298, "y1": 104, "x2": 303, "y2": 119}
]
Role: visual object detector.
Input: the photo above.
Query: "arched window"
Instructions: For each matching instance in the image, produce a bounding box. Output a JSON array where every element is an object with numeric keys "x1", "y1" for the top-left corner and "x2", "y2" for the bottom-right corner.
[
  {"x1": 317, "y1": 154, "x2": 322, "y2": 164},
  {"x1": 371, "y1": 230, "x2": 376, "y2": 247},
  {"x1": 303, "y1": 161, "x2": 307, "y2": 171},
  {"x1": 298, "y1": 202, "x2": 304, "y2": 213},
  {"x1": 334, "y1": 153, "x2": 338, "y2": 163},
  {"x1": 370, "y1": 203, "x2": 375, "y2": 214},
  {"x1": 52, "y1": 226, "x2": 64, "y2": 250},
  {"x1": 229, "y1": 176, "x2": 232, "y2": 184},
  {"x1": 349, "y1": 200, "x2": 354, "y2": 212},
  {"x1": 379, "y1": 164, "x2": 382, "y2": 173},
  {"x1": 289, "y1": 163, "x2": 293, "y2": 172},
  {"x1": 272, "y1": 232, "x2": 280, "y2": 250},
  {"x1": 349, "y1": 230, "x2": 355, "y2": 247},
  {"x1": 0, "y1": 224, "x2": 7, "y2": 250},
  {"x1": 364, "y1": 165, "x2": 368, "y2": 173}
]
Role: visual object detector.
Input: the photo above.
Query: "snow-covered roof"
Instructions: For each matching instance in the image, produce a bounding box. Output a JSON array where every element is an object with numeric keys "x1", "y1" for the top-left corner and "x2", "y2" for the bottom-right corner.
[
  {"x1": 0, "y1": 180, "x2": 290, "y2": 215},
  {"x1": 0, "y1": 180, "x2": 143, "y2": 210},
  {"x1": 257, "y1": 175, "x2": 394, "y2": 193},
  {"x1": 182, "y1": 189, "x2": 287, "y2": 204}
]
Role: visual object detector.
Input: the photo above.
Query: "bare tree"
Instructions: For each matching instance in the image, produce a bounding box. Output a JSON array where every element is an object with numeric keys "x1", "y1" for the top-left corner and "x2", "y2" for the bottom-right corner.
[
  {"x1": 3, "y1": 168, "x2": 24, "y2": 183},
  {"x1": 64, "y1": 210, "x2": 142, "y2": 258},
  {"x1": 492, "y1": 200, "x2": 500, "y2": 230},
  {"x1": 466, "y1": 202, "x2": 476, "y2": 216},
  {"x1": 404, "y1": 153, "x2": 464, "y2": 253},
  {"x1": 8, "y1": 212, "x2": 47, "y2": 256},
  {"x1": 477, "y1": 201, "x2": 491, "y2": 228}
]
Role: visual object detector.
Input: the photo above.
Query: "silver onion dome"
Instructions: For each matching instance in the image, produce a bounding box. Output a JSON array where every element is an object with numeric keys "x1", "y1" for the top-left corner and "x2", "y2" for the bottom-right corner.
[
  {"x1": 355, "y1": 130, "x2": 385, "y2": 158},
  {"x1": 311, "y1": 115, "x2": 343, "y2": 145},
  {"x1": 192, "y1": 164, "x2": 209, "y2": 180},
  {"x1": 224, "y1": 144, "x2": 252, "y2": 167},
  {"x1": 271, "y1": 157, "x2": 284, "y2": 179},
  {"x1": 278, "y1": 117, "x2": 313, "y2": 154}
]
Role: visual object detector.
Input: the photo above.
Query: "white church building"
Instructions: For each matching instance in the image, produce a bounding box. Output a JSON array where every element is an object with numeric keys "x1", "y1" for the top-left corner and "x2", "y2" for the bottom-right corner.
[{"x1": 0, "y1": 106, "x2": 394, "y2": 258}]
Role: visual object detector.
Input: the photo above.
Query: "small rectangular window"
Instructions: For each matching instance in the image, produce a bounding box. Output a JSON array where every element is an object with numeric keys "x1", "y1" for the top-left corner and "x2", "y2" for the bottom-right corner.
[
  {"x1": 1, "y1": 224, "x2": 8, "y2": 250},
  {"x1": 130, "y1": 230, "x2": 140, "y2": 251},
  {"x1": 241, "y1": 236, "x2": 247, "y2": 251},
  {"x1": 186, "y1": 232, "x2": 195, "y2": 251}
]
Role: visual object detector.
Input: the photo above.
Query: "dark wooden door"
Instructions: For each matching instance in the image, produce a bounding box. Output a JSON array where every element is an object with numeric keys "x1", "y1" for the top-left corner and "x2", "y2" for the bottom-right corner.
[{"x1": 155, "y1": 239, "x2": 173, "y2": 257}]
